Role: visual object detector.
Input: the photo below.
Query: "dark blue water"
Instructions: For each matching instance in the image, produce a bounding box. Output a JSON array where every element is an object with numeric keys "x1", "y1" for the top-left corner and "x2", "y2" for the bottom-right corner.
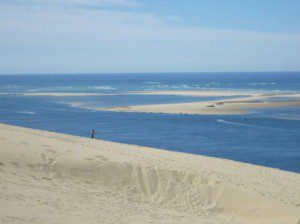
[
  {"x1": 1, "y1": 72, "x2": 300, "y2": 93},
  {"x1": 0, "y1": 73, "x2": 300, "y2": 173},
  {"x1": 0, "y1": 94, "x2": 299, "y2": 173}
]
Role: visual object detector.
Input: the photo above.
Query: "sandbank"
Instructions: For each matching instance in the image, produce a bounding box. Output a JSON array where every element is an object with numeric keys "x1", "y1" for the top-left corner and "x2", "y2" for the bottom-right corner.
[
  {"x1": 100, "y1": 91, "x2": 300, "y2": 115},
  {"x1": 2, "y1": 90, "x2": 300, "y2": 115}
]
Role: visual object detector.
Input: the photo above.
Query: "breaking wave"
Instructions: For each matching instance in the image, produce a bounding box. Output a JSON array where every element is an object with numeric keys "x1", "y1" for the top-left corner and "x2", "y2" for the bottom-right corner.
[
  {"x1": 19, "y1": 110, "x2": 37, "y2": 115},
  {"x1": 27, "y1": 85, "x2": 116, "y2": 93},
  {"x1": 216, "y1": 119, "x2": 248, "y2": 126}
]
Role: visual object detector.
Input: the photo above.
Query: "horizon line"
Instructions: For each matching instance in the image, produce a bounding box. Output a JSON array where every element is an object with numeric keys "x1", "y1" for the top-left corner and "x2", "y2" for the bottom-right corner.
[{"x1": 1, "y1": 71, "x2": 300, "y2": 76}]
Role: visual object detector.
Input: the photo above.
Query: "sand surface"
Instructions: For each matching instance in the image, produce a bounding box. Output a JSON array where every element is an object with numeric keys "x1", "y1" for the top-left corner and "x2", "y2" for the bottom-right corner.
[
  {"x1": 0, "y1": 123, "x2": 299, "y2": 224},
  {"x1": 100, "y1": 91, "x2": 300, "y2": 115},
  {"x1": 103, "y1": 99, "x2": 300, "y2": 115}
]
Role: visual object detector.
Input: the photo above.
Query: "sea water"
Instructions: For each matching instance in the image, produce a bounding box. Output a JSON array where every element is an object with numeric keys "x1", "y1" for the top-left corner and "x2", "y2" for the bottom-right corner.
[{"x1": 0, "y1": 72, "x2": 299, "y2": 173}]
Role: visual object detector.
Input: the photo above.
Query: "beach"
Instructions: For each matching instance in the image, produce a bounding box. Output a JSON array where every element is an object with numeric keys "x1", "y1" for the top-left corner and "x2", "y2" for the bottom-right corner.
[
  {"x1": 1, "y1": 123, "x2": 299, "y2": 224},
  {"x1": 97, "y1": 91, "x2": 300, "y2": 115}
]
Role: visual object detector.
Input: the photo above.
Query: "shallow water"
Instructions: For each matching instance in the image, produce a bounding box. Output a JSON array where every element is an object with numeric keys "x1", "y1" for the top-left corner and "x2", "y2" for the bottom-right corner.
[{"x1": 53, "y1": 94, "x2": 230, "y2": 108}]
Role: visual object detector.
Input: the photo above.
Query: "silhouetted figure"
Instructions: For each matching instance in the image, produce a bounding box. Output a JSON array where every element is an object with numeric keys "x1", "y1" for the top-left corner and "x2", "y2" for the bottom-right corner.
[{"x1": 91, "y1": 129, "x2": 95, "y2": 139}]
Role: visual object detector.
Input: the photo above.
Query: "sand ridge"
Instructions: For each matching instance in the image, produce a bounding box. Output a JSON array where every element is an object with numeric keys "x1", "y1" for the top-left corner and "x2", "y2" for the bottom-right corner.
[{"x1": 0, "y1": 123, "x2": 299, "y2": 223}]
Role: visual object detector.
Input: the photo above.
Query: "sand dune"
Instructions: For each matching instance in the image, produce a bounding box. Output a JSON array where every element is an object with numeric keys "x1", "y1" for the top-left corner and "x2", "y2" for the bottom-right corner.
[{"x1": 0, "y1": 123, "x2": 299, "y2": 223}]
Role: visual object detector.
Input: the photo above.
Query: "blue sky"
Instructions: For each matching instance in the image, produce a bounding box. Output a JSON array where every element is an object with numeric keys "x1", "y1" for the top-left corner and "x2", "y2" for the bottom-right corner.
[
  {"x1": 0, "y1": 0, "x2": 300, "y2": 74},
  {"x1": 145, "y1": 0, "x2": 300, "y2": 33}
]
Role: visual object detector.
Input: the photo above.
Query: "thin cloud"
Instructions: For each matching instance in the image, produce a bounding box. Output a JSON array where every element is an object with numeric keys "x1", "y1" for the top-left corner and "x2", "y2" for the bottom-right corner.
[
  {"x1": 0, "y1": 0, "x2": 299, "y2": 73},
  {"x1": 0, "y1": 0, "x2": 143, "y2": 8}
]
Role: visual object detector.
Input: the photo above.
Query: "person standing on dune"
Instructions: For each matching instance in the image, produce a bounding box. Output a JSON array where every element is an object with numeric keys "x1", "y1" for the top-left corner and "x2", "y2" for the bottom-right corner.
[{"x1": 91, "y1": 129, "x2": 95, "y2": 139}]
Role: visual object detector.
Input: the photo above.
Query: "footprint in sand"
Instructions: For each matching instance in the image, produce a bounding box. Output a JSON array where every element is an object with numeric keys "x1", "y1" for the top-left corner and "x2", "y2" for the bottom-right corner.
[
  {"x1": 95, "y1": 155, "x2": 108, "y2": 161},
  {"x1": 9, "y1": 171, "x2": 18, "y2": 175},
  {"x1": 11, "y1": 162, "x2": 20, "y2": 167},
  {"x1": 42, "y1": 144, "x2": 52, "y2": 148}
]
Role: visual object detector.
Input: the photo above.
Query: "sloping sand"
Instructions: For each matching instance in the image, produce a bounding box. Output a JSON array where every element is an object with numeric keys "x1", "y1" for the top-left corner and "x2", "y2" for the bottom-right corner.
[{"x1": 0, "y1": 123, "x2": 299, "y2": 224}]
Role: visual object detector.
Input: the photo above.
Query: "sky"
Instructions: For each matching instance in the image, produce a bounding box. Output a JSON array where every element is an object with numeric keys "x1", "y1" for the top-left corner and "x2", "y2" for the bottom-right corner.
[{"x1": 0, "y1": 0, "x2": 300, "y2": 74}]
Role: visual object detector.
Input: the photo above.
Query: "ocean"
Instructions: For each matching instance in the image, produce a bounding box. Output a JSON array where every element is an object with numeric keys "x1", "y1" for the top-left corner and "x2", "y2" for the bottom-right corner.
[{"x1": 0, "y1": 72, "x2": 300, "y2": 173}]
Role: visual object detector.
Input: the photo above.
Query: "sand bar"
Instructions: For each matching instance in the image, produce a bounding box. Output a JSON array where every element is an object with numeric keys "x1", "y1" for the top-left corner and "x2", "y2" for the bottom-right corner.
[
  {"x1": 1, "y1": 90, "x2": 300, "y2": 114},
  {"x1": 1, "y1": 90, "x2": 300, "y2": 115},
  {"x1": 0, "y1": 123, "x2": 299, "y2": 224},
  {"x1": 102, "y1": 99, "x2": 300, "y2": 115},
  {"x1": 100, "y1": 91, "x2": 300, "y2": 115}
]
